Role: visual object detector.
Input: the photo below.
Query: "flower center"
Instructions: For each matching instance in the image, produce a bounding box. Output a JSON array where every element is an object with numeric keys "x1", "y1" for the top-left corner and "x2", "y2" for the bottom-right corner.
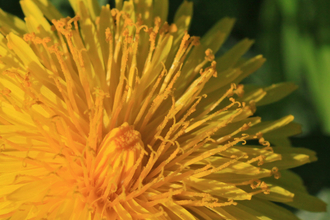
[{"x1": 93, "y1": 122, "x2": 144, "y2": 199}]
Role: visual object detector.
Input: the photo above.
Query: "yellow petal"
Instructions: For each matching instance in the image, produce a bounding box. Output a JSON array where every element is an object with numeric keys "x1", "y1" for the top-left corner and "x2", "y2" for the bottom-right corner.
[
  {"x1": 9, "y1": 204, "x2": 32, "y2": 220},
  {"x1": 97, "y1": 4, "x2": 113, "y2": 62},
  {"x1": 174, "y1": 1, "x2": 193, "y2": 26},
  {"x1": 55, "y1": 198, "x2": 77, "y2": 219},
  {"x1": 216, "y1": 38, "x2": 254, "y2": 72},
  {"x1": 237, "y1": 86, "x2": 266, "y2": 104},
  {"x1": 20, "y1": 0, "x2": 52, "y2": 32},
  {"x1": 257, "y1": 82, "x2": 298, "y2": 106},
  {"x1": 114, "y1": 203, "x2": 133, "y2": 220},
  {"x1": 186, "y1": 178, "x2": 252, "y2": 200},
  {"x1": 78, "y1": 6, "x2": 106, "y2": 89},
  {"x1": 202, "y1": 68, "x2": 242, "y2": 94},
  {"x1": 6, "y1": 180, "x2": 51, "y2": 202},
  {"x1": 264, "y1": 122, "x2": 302, "y2": 139},
  {"x1": 140, "y1": 34, "x2": 173, "y2": 88},
  {"x1": 154, "y1": 0, "x2": 169, "y2": 22},
  {"x1": 0, "y1": 9, "x2": 27, "y2": 35},
  {"x1": 264, "y1": 170, "x2": 327, "y2": 212},
  {"x1": 232, "y1": 198, "x2": 300, "y2": 220},
  {"x1": 115, "y1": 0, "x2": 123, "y2": 10},
  {"x1": 0, "y1": 102, "x2": 35, "y2": 126},
  {"x1": 28, "y1": 0, "x2": 62, "y2": 21},
  {"x1": 253, "y1": 185, "x2": 294, "y2": 203},
  {"x1": 6, "y1": 33, "x2": 43, "y2": 70},
  {"x1": 133, "y1": 0, "x2": 153, "y2": 27},
  {"x1": 242, "y1": 115, "x2": 294, "y2": 138},
  {"x1": 202, "y1": 17, "x2": 235, "y2": 48},
  {"x1": 234, "y1": 55, "x2": 266, "y2": 83},
  {"x1": 84, "y1": 0, "x2": 101, "y2": 21},
  {"x1": 187, "y1": 206, "x2": 227, "y2": 220},
  {"x1": 263, "y1": 146, "x2": 316, "y2": 170},
  {"x1": 163, "y1": 201, "x2": 197, "y2": 220}
]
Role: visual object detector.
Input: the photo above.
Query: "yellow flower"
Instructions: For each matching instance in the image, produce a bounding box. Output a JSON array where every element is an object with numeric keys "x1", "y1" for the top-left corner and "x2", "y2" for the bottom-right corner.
[{"x1": 0, "y1": 0, "x2": 326, "y2": 219}]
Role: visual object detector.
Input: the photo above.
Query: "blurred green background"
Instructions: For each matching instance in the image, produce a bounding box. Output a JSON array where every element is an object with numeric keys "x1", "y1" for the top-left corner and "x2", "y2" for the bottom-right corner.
[{"x1": 0, "y1": 0, "x2": 329, "y2": 217}]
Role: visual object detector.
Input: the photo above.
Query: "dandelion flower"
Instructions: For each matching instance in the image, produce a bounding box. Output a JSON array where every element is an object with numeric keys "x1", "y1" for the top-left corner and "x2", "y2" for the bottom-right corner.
[{"x1": 0, "y1": 0, "x2": 326, "y2": 219}]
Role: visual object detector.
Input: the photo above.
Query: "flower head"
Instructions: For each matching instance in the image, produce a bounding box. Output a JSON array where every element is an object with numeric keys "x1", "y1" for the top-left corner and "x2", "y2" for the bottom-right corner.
[{"x1": 0, "y1": 0, "x2": 326, "y2": 219}]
